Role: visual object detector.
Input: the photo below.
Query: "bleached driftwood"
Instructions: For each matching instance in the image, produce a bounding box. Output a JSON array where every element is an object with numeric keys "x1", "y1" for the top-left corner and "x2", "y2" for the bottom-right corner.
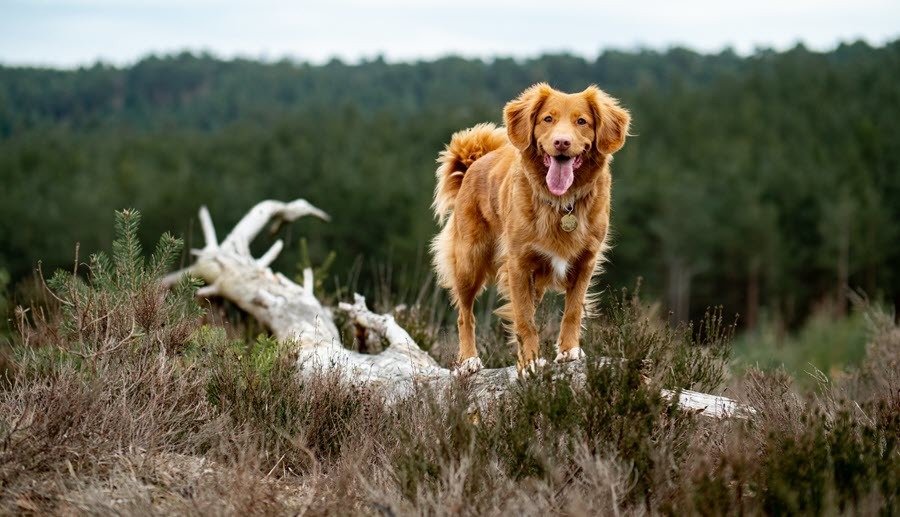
[
  {"x1": 163, "y1": 199, "x2": 338, "y2": 344},
  {"x1": 336, "y1": 294, "x2": 753, "y2": 418},
  {"x1": 169, "y1": 200, "x2": 753, "y2": 419}
]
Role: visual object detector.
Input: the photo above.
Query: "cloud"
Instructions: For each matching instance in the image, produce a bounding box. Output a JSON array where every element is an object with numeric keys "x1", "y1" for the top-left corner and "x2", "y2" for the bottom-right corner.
[{"x1": 1, "y1": 0, "x2": 897, "y2": 67}]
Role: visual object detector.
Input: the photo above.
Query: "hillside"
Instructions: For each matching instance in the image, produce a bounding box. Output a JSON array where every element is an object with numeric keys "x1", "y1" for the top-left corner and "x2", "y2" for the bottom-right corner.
[{"x1": 1, "y1": 41, "x2": 899, "y2": 326}]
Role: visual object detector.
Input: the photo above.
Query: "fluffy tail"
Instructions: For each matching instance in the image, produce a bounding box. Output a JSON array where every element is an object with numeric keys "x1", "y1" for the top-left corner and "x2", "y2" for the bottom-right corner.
[{"x1": 432, "y1": 122, "x2": 507, "y2": 224}]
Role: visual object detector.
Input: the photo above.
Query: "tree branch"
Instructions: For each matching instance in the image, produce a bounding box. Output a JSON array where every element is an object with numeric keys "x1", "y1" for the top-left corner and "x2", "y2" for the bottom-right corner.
[{"x1": 167, "y1": 200, "x2": 753, "y2": 418}]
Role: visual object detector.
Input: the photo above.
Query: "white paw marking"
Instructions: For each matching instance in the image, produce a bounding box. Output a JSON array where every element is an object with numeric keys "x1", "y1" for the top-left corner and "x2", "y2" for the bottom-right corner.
[
  {"x1": 519, "y1": 357, "x2": 548, "y2": 378},
  {"x1": 452, "y1": 357, "x2": 484, "y2": 378},
  {"x1": 555, "y1": 346, "x2": 586, "y2": 363}
]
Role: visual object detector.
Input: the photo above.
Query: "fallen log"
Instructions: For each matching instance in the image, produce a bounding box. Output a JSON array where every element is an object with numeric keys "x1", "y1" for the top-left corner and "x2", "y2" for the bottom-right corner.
[{"x1": 168, "y1": 199, "x2": 753, "y2": 418}]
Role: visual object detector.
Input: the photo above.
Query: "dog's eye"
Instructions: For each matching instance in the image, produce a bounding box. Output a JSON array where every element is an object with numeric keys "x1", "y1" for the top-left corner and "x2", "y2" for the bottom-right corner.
[
  {"x1": 577, "y1": 117, "x2": 588, "y2": 125},
  {"x1": 543, "y1": 115, "x2": 553, "y2": 123}
]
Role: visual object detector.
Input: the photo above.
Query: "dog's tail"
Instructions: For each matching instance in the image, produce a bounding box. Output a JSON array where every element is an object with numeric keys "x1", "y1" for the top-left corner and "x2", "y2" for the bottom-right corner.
[{"x1": 432, "y1": 122, "x2": 507, "y2": 224}]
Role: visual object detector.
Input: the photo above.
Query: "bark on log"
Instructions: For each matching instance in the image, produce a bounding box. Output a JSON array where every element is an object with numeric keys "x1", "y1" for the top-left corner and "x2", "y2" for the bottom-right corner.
[{"x1": 169, "y1": 200, "x2": 753, "y2": 419}]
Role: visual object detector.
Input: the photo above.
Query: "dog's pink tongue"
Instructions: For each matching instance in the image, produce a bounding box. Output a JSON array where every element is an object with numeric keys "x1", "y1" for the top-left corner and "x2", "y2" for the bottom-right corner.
[{"x1": 546, "y1": 158, "x2": 575, "y2": 196}]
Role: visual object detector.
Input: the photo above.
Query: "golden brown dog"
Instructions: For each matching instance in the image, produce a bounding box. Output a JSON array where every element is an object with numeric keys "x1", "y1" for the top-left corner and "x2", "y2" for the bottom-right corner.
[{"x1": 431, "y1": 83, "x2": 630, "y2": 374}]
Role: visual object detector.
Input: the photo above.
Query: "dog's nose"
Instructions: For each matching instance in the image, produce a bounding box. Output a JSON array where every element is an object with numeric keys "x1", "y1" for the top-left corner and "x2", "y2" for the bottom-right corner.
[{"x1": 553, "y1": 137, "x2": 571, "y2": 151}]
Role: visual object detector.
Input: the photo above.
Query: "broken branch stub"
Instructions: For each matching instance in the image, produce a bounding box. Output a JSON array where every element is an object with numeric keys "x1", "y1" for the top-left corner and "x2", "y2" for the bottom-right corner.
[{"x1": 163, "y1": 199, "x2": 337, "y2": 344}]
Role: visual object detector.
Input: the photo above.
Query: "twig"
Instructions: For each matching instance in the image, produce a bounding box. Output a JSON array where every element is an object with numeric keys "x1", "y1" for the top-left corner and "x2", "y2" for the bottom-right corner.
[{"x1": 36, "y1": 261, "x2": 73, "y2": 307}]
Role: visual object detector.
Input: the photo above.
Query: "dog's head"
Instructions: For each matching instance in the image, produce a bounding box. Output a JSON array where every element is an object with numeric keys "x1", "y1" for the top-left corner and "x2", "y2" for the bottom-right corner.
[{"x1": 504, "y1": 83, "x2": 630, "y2": 197}]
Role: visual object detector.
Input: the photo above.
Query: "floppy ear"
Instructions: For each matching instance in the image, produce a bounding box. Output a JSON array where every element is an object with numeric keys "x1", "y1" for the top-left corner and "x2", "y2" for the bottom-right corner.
[
  {"x1": 584, "y1": 85, "x2": 631, "y2": 155},
  {"x1": 504, "y1": 83, "x2": 552, "y2": 151}
]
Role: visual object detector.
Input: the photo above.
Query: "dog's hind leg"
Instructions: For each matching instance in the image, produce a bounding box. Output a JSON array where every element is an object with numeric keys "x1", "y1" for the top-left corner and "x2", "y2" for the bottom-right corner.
[{"x1": 451, "y1": 239, "x2": 491, "y2": 376}]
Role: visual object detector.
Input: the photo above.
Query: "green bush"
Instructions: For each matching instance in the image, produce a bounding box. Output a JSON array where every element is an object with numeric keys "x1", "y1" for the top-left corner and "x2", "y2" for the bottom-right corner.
[{"x1": 732, "y1": 309, "x2": 869, "y2": 386}]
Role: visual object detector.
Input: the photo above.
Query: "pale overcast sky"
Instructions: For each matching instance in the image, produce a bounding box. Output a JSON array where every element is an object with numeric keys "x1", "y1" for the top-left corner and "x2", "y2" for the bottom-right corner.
[{"x1": 1, "y1": 0, "x2": 898, "y2": 68}]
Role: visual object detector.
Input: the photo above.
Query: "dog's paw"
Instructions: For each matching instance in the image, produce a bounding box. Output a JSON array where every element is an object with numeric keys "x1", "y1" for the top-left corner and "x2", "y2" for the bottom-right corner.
[
  {"x1": 452, "y1": 357, "x2": 484, "y2": 378},
  {"x1": 554, "y1": 346, "x2": 586, "y2": 364},
  {"x1": 519, "y1": 357, "x2": 548, "y2": 379}
]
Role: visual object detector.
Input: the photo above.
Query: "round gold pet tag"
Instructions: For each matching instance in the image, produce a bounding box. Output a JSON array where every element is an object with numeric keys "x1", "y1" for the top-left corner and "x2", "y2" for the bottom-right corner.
[{"x1": 560, "y1": 214, "x2": 577, "y2": 232}]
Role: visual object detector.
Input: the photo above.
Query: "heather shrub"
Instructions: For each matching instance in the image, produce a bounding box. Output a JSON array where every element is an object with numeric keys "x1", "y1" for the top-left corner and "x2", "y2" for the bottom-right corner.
[
  {"x1": 1, "y1": 212, "x2": 898, "y2": 514},
  {"x1": 205, "y1": 332, "x2": 389, "y2": 474}
]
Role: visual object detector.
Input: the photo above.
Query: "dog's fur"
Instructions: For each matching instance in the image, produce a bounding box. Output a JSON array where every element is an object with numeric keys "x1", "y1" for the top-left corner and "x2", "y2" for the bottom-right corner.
[{"x1": 431, "y1": 83, "x2": 630, "y2": 372}]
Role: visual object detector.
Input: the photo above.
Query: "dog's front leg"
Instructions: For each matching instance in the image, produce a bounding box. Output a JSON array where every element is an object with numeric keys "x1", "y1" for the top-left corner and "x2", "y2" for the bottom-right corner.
[
  {"x1": 507, "y1": 254, "x2": 542, "y2": 371},
  {"x1": 556, "y1": 250, "x2": 599, "y2": 363}
]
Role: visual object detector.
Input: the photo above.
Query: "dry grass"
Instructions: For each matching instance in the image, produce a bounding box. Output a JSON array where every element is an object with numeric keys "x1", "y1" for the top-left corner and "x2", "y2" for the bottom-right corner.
[{"x1": 1, "y1": 213, "x2": 898, "y2": 515}]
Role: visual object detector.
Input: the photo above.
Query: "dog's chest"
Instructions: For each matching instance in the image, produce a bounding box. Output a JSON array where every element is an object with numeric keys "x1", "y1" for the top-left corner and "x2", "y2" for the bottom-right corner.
[
  {"x1": 549, "y1": 254, "x2": 569, "y2": 281},
  {"x1": 529, "y1": 246, "x2": 572, "y2": 285}
]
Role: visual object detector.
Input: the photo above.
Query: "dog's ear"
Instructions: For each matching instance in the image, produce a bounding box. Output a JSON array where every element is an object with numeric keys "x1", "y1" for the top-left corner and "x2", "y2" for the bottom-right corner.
[
  {"x1": 584, "y1": 85, "x2": 631, "y2": 155},
  {"x1": 504, "y1": 83, "x2": 552, "y2": 151}
]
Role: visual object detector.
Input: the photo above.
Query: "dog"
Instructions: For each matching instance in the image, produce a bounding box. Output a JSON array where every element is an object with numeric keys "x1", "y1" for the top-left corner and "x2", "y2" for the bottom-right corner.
[{"x1": 430, "y1": 83, "x2": 630, "y2": 375}]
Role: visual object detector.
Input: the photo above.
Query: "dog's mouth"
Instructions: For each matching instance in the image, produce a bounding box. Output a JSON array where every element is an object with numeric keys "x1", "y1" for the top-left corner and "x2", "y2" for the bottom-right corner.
[{"x1": 542, "y1": 152, "x2": 584, "y2": 196}]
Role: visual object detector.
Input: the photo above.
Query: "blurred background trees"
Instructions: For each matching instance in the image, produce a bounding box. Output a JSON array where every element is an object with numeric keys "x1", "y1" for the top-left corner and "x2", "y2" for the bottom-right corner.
[{"x1": 1, "y1": 40, "x2": 897, "y2": 337}]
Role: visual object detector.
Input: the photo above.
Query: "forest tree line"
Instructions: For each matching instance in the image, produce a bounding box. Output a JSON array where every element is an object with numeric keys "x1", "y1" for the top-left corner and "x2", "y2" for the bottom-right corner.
[{"x1": 1, "y1": 40, "x2": 898, "y2": 328}]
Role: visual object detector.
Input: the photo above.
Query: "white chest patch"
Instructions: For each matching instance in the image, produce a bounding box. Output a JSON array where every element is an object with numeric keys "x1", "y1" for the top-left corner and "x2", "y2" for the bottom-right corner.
[{"x1": 551, "y1": 255, "x2": 569, "y2": 281}]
